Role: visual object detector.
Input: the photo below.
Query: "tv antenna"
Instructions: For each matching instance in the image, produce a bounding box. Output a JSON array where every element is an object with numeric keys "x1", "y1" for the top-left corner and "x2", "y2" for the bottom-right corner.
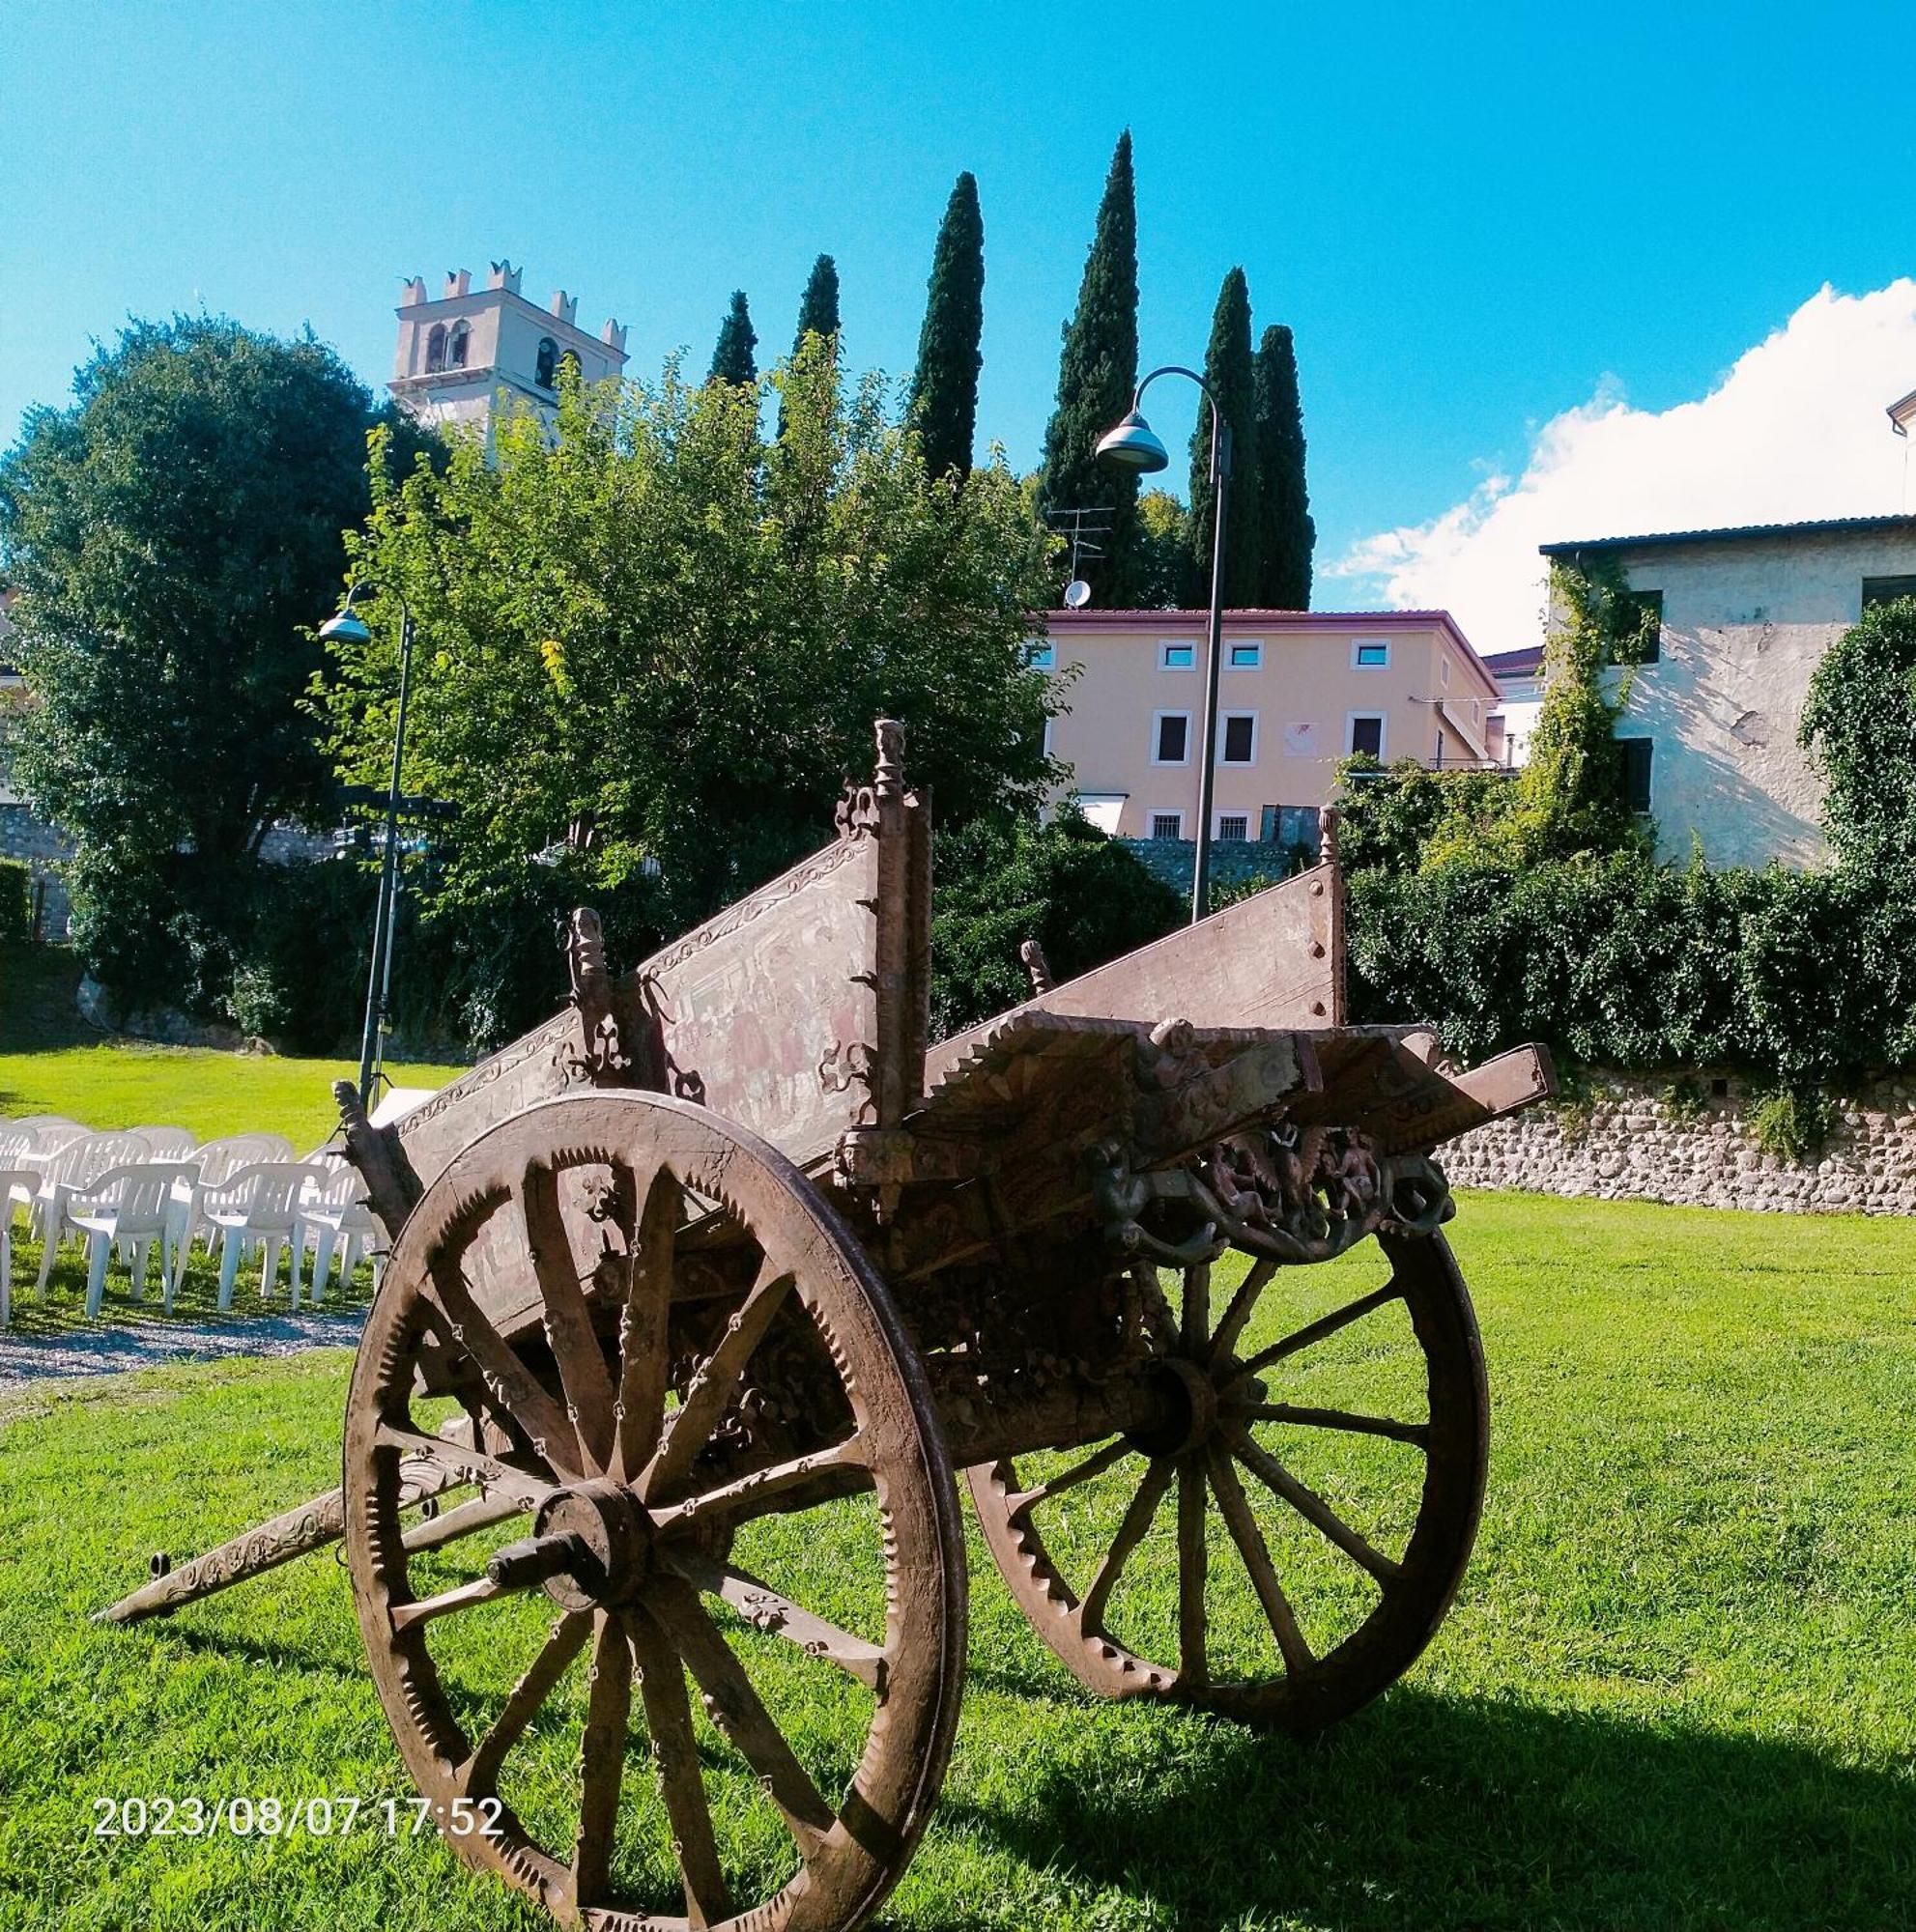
[{"x1": 1046, "y1": 506, "x2": 1112, "y2": 606}]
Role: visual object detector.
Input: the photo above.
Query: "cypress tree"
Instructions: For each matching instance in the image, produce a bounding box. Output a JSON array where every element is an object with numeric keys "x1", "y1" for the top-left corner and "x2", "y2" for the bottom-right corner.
[
  {"x1": 1185, "y1": 267, "x2": 1262, "y2": 608},
  {"x1": 708, "y1": 290, "x2": 758, "y2": 385},
  {"x1": 792, "y1": 254, "x2": 841, "y2": 350},
  {"x1": 1038, "y1": 131, "x2": 1143, "y2": 606},
  {"x1": 1253, "y1": 324, "x2": 1314, "y2": 608},
  {"x1": 909, "y1": 172, "x2": 986, "y2": 481}
]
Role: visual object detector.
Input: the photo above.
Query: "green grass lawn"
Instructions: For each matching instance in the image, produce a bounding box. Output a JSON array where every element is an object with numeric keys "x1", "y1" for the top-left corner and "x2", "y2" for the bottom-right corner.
[
  {"x1": 2, "y1": 1191, "x2": 1911, "y2": 1931},
  {"x1": 1, "y1": 940, "x2": 467, "y2": 1150}
]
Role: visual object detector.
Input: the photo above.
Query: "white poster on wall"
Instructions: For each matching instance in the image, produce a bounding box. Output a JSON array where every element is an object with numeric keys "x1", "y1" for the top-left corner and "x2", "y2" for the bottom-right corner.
[{"x1": 1283, "y1": 721, "x2": 1318, "y2": 756}]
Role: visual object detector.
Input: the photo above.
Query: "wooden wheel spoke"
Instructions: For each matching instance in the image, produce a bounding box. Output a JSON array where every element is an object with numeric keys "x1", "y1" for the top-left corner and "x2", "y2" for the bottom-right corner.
[
  {"x1": 1136, "y1": 1267, "x2": 1179, "y2": 1351},
  {"x1": 1206, "y1": 1446, "x2": 1314, "y2": 1675},
  {"x1": 612, "y1": 1164, "x2": 681, "y2": 1483},
  {"x1": 1180, "y1": 1262, "x2": 1212, "y2": 1353},
  {"x1": 389, "y1": 1573, "x2": 513, "y2": 1632},
  {"x1": 1236, "y1": 1402, "x2": 1429, "y2": 1447},
  {"x1": 1231, "y1": 1429, "x2": 1402, "y2": 1586},
  {"x1": 652, "y1": 1435, "x2": 869, "y2": 1534},
  {"x1": 629, "y1": 1608, "x2": 730, "y2": 1929},
  {"x1": 1004, "y1": 1437, "x2": 1133, "y2": 1520},
  {"x1": 1177, "y1": 1458, "x2": 1208, "y2": 1688},
  {"x1": 571, "y1": 1611, "x2": 634, "y2": 1912},
  {"x1": 1229, "y1": 1279, "x2": 1403, "y2": 1383},
  {"x1": 519, "y1": 1162, "x2": 617, "y2": 1472},
  {"x1": 640, "y1": 1256, "x2": 794, "y2": 1503},
  {"x1": 1074, "y1": 1457, "x2": 1173, "y2": 1634},
  {"x1": 423, "y1": 1261, "x2": 584, "y2": 1480},
  {"x1": 460, "y1": 1611, "x2": 592, "y2": 1797},
  {"x1": 666, "y1": 1550, "x2": 888, "y2": 1691},
  {"x1": 402, "y1": 1490, "x2": 532, "y2": 1554},
  {"x1": 375, "y1": 1424, "x2": 558, "y2": 1513},
  {"x1": 1209, "y1": 1258, "x2": 1277, "y2": 1364},
  {"x1": 650, "y1": 1578, "x2": 837, "y2": 1854}
]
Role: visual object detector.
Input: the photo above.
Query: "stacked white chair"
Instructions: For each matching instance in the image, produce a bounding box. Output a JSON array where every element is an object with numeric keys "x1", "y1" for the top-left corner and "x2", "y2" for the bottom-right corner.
[
  {"x1": 171, "y1": 1133, "x2": 296, "y2": 1285},
  {"x1": 133, "y1": 1125, "x2": 199, "y2": 1161},
  {"x1": 202, "y1": 1161, "x2": 328, "y2": 1312},
  {"x1": 297, "y1": 1157, "x2": 385, "y2": 1302},
  {"x1": 33, "y1": 1132, "x2": 154, "y2": 1292},
  {"x1": 65, "y1": 1161, "x2": 197, "y2": 1318}
]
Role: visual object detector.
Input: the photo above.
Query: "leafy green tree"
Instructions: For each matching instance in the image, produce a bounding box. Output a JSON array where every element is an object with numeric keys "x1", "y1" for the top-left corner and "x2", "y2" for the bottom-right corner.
[
  {"x1": 320, "y1": 343, "x2": 1061, "y2": 1035},
  {"x1": 0, "y1": 315, "x2": 424, "y2": 998},
  {"x1": 909, "y1": 172, "x2": 986, "y2": 481},
  {"x1": 1134, "y1": 489, "x2": 1188, "y2": 608},
  {"x1": 1038, "y1": 131, "x2": 1143, "y2": 606},
  {"x1": 708, "y1": 291, "x2": 758, "y2": 385},
  {"x1": 1186, "y1": 267, "x2": 1262, "y2": 607},
  {"x1": 792, "y1": 254, "x2": 841, "y2": 350},
  {"x1": 929, "y1": 810, "x2": 1182, "y2": 1034},
  {"x1": 1801, "y1": 595, "x2": 1916, "y2": 878},
  {"x1": 1252, "y1": 324, "x2": 1313, "y2": 608}
]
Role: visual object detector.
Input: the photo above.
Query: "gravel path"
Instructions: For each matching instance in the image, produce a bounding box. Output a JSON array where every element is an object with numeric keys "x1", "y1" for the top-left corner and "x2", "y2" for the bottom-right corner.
[{"x1": 0, "y1": 1309, "x2": 363, "y2": 1389}]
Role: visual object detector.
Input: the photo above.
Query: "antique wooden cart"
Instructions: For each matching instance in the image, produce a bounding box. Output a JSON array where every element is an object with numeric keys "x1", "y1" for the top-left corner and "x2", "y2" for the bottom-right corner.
[{"x1": 103, "y1": 723, "x2": 1552, "y2": 1932}]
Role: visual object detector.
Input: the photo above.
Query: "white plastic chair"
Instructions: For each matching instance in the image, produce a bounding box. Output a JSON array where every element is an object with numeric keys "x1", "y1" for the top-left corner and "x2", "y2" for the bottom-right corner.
[
  {"x1": 65, "y1": 1162, "x2": 196, "y2": 1318},
  {"x1": 172, "y1": 1134, "x2": 298, "y2": 1274},
  {"x1": 297, "y1": 1160, "x2": 384, "y2": 1302},
  {"x1": 0, "y1": 1168, "x2": 31, "y2": 1327},
  {"x1": 8, "y1": 1114, "x2": 75, "y2": 1130},
  {"x1": 133, "y1": 1125, "x2": 198, "y2": 1161},
  {"x1": 202, "y1": 1162, "x2": 327, "y2": 1312},
  {"x1": 34, "y1": 1132, "x2": 155, "y2": 1291}
]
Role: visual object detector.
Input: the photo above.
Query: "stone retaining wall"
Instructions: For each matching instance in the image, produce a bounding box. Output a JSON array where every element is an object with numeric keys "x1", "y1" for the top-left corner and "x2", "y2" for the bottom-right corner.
[{"x1": 1443, "y1": 1069, "x2": 1916, "y2": 1216}]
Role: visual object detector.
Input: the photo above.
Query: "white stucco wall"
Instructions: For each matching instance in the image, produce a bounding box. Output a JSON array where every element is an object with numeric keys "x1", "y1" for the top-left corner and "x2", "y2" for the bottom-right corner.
[{"x1": 1597, "y1": 527, "x2": 1916, "y2": 868}]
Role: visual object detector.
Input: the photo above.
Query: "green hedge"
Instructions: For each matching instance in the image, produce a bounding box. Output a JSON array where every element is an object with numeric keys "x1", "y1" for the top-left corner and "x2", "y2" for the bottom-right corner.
[
  {"x1": 0, "y1": 859, "x2": 27, "y2": 945},
  {"x1": 1348, "y1": 855, "x2": 1916, "y2": 1087}
]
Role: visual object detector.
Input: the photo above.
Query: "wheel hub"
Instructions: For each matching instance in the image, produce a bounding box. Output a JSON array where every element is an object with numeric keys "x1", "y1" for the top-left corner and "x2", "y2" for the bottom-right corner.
[
  {"x1": 518, "y1": 1477, "x2": 654, "y2": 1610},
  {"x1": 1128, "y1": 1356, "x2": 1221, "y2": 1458}
]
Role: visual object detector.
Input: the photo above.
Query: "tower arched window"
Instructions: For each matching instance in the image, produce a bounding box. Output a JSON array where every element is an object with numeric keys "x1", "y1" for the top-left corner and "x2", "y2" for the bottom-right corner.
[
  {"x1": 535, "y1": 337, "x2": 559, "y2": 388},
  {"x1": 447, "y1": 322, "x2": 471, "y2": 369},
  {"x1": 425, "y1": 323, "x2": 448, "y2": 373}
]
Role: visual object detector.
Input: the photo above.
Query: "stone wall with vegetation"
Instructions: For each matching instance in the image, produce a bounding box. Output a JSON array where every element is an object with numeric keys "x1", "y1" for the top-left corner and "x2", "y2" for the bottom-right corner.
[{"x1": 1443, "y1": 1069, "x2": 1916, "y2": 1216}]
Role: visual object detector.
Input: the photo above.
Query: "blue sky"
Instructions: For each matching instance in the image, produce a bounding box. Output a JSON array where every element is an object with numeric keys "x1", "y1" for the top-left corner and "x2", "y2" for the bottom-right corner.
[{"x1": 6, "y1": 0, "x2": 1913, "y2": 645}]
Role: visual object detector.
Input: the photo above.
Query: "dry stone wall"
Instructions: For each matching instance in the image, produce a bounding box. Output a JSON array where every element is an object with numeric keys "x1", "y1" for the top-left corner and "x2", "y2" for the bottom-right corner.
[{"x1": 1441, "y1": 1069, "x2": 1916, "y2": 1215}]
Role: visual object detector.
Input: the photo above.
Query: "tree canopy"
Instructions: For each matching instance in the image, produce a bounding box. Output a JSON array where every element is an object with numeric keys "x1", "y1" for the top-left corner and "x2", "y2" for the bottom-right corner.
[
  {"x1": 708, "y1": 291, "x2": 758, "y2": 385},
  {"x1": 1252, "y1": 324, "x2": 1313, "y2": 609},
  {"x1": 910, "y1": 171, "x2": 986, "y2": 482},
  {"x1": 1802, "y1": 594, "x2": 1916, "y2": 880},
  {"x1": 792, "y1": 254, "x2": 841, "y2": 350},
  {"x1": 1038, "y1": 131, "x2": 1144, "y2": 607},
  {"x1": 320, "y1": 343, "x2": 1062, "y2": 974},
  {"x1": 0, "y1": 315, "x2": 425, "y2": 990},
  {"x1": 1186, "y1": 267, "x2": 1262, "y2": 608}
]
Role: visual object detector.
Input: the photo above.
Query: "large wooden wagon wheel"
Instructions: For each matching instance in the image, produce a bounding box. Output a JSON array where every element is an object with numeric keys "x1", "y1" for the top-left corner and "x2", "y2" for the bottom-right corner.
[
  {"x1": 968, "y1": 1229, "x2": 1487, "y2": 1733},
  {"x1": 343, "y1": 1092, "x2": 967, "y2": 1932}
]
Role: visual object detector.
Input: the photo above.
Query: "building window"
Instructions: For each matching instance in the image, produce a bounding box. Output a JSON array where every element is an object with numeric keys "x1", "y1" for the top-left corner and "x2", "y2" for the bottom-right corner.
[
  {"x1": 1025, "y1": 639, "x2": 1055, "y2": 668},
  {"x1": 1160, "y1": 640, "x2": 1197, "y2": 670},
  {"x1": 535, "y1": 337, "x2": 559, "y2": 388},
  {"x1": 1348, "y1": 713, "x2": 1386, "y2": 758},
  {"x1": 1228, "y1": 641, "x2": 1262, "y2": 668},
  {"x1": 1610, "y1": 589, "x2": 1663, "y2": 665},
  {"x1": 447, "y1": 322, "x2": 471, "y2": 370},
  {"x1": 1150, "y1": 810, "x2": 1185, "y2": 840},
  {"x1": 1440, "y1": 656, "x2": 1450, "y2": 685},
  {"x1": 1353, "y1": 639, "x2": 1389, "y2": 668},
  {"x1": 1619, "y1": 736, "x2": 1653, "y2": 811},
  {"x1": 1152, "y1": 711, "x2": 1191, "y2": 765},
  {"x1": 1862, "y1": 574, "x2": 1916, "y2": 611},
  {"x1": 1216, "y1": 812, "x2": 1249, "y2": 841},
  {"x1": 1219, "y1": 713, "x2": 1257, "y2": 764},
  {"x1": 425, "y1": 323, "x2": 448, "y2": 373}
]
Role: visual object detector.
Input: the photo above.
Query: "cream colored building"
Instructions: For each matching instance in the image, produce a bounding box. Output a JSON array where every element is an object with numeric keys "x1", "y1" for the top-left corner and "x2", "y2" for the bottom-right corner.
[
  {"x1": 1041, "y1": 608, "x2": 1500, "y2": 846},
  {"x1": 388, "y1": 261, "x2": 627, "y2": 436},
  {"x1": 1539, "y1": 515, "x2": 1916, "y2": 868}
]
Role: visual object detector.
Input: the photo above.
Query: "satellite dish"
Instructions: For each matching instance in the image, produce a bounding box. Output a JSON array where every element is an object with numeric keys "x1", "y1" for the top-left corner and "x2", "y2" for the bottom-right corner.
[{"x1": 1064, "y1": 580, "x2": 1092, "y2": 609}]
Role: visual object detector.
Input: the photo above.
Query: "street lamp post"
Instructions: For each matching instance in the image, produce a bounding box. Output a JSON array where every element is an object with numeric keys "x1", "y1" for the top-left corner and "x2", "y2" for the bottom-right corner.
[
  {"x1": 319, "y1": 586, "x2": 415, "y2": 1111},
  {"x1": 1097, "y1": 366, "x2": 1232, "y2": 923}
]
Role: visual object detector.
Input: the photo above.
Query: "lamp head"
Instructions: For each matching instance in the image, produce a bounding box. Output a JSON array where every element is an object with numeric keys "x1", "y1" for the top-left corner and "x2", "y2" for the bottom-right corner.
[
  {"x1": 1095, "y1": 409, "x2": 1170, "y2": 474},
  {"x1": 319, "y1": 585, "x2": 373, "y2": 647}
]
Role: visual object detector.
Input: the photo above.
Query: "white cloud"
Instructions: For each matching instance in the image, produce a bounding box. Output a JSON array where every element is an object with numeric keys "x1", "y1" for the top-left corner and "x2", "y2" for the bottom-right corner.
[{"x1": 1335, "y1": 280, "x2": 1916, "y2": 657}]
